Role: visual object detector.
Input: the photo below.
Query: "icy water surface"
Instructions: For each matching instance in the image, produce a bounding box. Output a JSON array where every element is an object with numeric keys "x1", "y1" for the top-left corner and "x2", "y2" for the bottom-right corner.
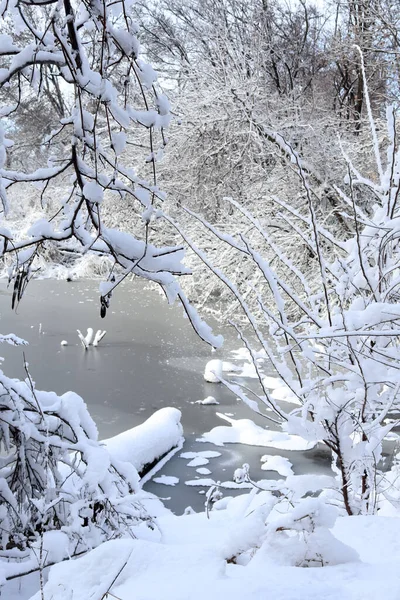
[{"x1": 0, "y1": 279, "x2": 331, "y2": 513}]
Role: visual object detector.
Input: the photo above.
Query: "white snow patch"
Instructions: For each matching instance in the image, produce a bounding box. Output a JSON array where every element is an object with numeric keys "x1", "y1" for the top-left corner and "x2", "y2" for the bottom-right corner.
[
  {"x1": 235, "y1": 362, "x2": 259, "y2": 378},
  {"x1": 222, "y1": 361, "x2": 241, "y2": 372},
  {"x1": 262, "y1": 376, "x2": 283, "y2": 390},
  {"x1": 263, "y1": 376, "x2": 302, "y2": 405},
  {"x1": 199, "y1": 414, "x2": 315, "y2": 450},
  {"x1": 180, "y1": 451, "x2": 221, "y2": 459},
  {"x1": 83, "y1": 180, "x2": 104, "y2": 203},
  {"x1": 153, "y1": 475, "x2": 179, "y2": 486},
  {"x1": 187, "y1": 457, "x2": 209, "y2": 467},
  {"x1": 195, "y1": 396, "x2": 219, "y2": 405},
  {"x1": 185, "y1": 478, "x2": 216, "y2": 487},
  {"x1": 261, "y1": 455, "x2": 294, "y2": 476}
]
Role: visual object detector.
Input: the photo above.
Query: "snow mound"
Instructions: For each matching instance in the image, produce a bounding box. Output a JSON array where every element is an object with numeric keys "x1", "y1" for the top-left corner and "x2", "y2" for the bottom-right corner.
[
  {"x1": 204, "y1": 360, "x2": 223, "y2": 383},
  {"x1": 195, "y1": 396, "x2": 219, "y2": 405}
]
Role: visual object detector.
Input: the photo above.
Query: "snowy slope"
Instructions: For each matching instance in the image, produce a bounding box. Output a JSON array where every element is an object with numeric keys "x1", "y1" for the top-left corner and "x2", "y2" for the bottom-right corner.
[{"x1": 27, "y1": 501, "x2": 400, "y2": 600}]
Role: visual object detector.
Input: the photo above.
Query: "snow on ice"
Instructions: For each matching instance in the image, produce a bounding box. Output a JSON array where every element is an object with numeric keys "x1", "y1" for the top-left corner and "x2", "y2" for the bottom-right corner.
[
  {"x1": 198, "y1": 413, "x2": 315, "y2": 450},
  {"x1": 153, "y1": 475, "x2": 179, "y2": 486}
]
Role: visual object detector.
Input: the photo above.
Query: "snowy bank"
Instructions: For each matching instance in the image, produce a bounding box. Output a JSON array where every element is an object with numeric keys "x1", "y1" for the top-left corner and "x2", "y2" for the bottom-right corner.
[
  {"x1": 28, "y1": 507, "x2": 400, "y2": 600},
  {"x1": 104, "y1": 407, "x2": 184, "y2": 476}
]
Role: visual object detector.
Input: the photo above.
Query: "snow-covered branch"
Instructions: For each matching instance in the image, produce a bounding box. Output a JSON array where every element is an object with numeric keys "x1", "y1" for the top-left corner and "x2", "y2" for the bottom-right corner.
[{"x1": 0, "y1": 0, "x2": 222, "y2": 347}]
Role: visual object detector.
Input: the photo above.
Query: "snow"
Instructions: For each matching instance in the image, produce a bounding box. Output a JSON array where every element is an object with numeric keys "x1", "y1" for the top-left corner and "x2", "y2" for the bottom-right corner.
[
  {"x1": 185, "y1": 478, "x2": 217, "y2": 487},
  {"x1": 0, "y1": 333, "x2": 27, "y2": 346},
  {"x1": 93, "y1": 329, "x2": 106, "y2": 346},
  {"x1": 104, "y1": 407, "x2": 183, "y2": 475},
  {"x1": 235, "y1": 361, "x2": 260, "y2": 378},
  {"x1": 26, "y1": 218, "x2": 54, "y2": 238},
  {"x1": 83, "y1": 180, "x2": 104, "y2": 203},
  {"x1": 26, "y1": 507, "x2": 400, "y2": 600},
  {"x1": 195, "y1": 395, "x2": 219, "y2": 405},
  {"x1": 180, "y1": 451, "x2": 221, "y2": 459},
  {"x1": 153, "y1": 475, "x2": 179, "y2": 486},
  {"x1": 204, "y1": 359, "x2": 223, "y2": 382},
  {"x1": 197, "y1": 467, "x2": 212, "y2": 475},
  {"x1": 261, "y1": 455, "x2": 294, "y2": 476},
  {"x1": 199, "y1": 413, "x2": 315, "y2": 450},
  {"x1": 187, "y1": 456, "x2": 209, "y2": 467},
  {"x1": 111, "y1": 131, "x2": 127, "y2": 155},
  {"x1": 263, "y1": 376, "x2": 301, "y2": 405},
  {"x1": 0, "y1": 33, "x2": 19, "y2": 54},
  {"x1": 77, "y1": 327, "x2": 93, "y2": 349},
  {"x1": 30, "y1": 531, "x2": 70, "y2": 566},
  {"x1": 137, "y1": 60, "x2": 158, "y2": 88},
  {"x1": 60, "y1": 340, "x2": 68, "y2": 346}
]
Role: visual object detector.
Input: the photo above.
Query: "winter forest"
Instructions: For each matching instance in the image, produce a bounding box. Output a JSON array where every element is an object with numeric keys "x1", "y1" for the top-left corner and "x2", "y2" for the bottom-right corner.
[{"x1": 1, "y1": 0, "x2": 400, "y2": 598}]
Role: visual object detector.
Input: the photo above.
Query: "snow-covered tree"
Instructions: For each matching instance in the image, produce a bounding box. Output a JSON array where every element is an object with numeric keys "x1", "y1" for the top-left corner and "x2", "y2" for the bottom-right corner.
[
  {"x1": 0, "y1": 0, "x2": 221, "y2": 347},
  {"x1": 123, "y1": 0, "x2": 398, "y2": 320},
  {"x1": 171, "y1": 55, "x2": 400, "y2": 515}
]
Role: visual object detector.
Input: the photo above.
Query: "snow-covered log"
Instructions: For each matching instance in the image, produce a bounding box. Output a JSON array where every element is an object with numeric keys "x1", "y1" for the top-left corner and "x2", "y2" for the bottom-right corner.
[{"x1": 104, "y1": 407, "x2": 184, "y2": 477}]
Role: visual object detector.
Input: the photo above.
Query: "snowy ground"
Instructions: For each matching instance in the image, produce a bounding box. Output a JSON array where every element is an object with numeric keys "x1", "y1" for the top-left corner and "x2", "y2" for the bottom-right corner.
[{"x1": 22, "y1": 502, "x2": 400, "y2": 600}]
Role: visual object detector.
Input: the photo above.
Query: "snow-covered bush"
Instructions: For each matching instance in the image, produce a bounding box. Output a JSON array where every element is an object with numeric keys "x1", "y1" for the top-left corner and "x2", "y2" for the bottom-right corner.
[
  {"x1": 211, "y1": 473, "x2": 358, "y2": 568},
  {"x1": 0, "y1": 335, "x2": 153, "y2": 577},
  {"x1": 264, "y1": 498, "x2": 359, "y2": 567}
]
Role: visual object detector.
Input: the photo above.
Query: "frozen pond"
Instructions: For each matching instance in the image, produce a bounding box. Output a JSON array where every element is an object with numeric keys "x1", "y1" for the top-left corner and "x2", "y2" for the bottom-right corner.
[{"x1": 0, "y1": 279, "x2": 331, "y2": 513}]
